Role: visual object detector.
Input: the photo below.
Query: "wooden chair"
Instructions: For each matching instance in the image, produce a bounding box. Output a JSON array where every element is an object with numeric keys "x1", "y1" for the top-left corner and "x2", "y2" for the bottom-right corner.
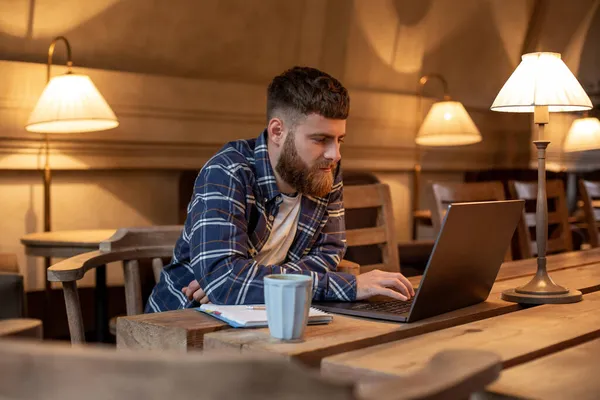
[
  {"x1": 428, "y1": 181, "x2": 517, "y2": 261},
  {"x1": 509, "y1": 180, "x2": 573, "y2": 259},
  {"x1": 0, "y1": 253, "x2": 43, "y2": 339},
  {"x1": 48, "y1": 226, "x2": 183, "y2": 344},
  {"x1": 579, "y1": 179, "x2": 600, "y2": 248},
  {"x1": 0, "y1": 339, "x2": 501, "y2": 400},
  {"x1": 49, "y1": 225, "x2": 361, "y2": 343},
  {"x1": 342, "y1": 184, "x2": 400, "y2": 274}
]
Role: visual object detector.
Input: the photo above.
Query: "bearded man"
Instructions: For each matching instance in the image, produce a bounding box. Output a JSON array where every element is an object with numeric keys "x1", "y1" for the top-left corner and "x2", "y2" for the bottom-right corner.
[{"x1": 146, "y1": 66, "x2": 414, "y2": 311}]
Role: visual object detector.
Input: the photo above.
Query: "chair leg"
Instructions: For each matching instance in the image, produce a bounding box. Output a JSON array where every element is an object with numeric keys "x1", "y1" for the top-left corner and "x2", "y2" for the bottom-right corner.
[
  {"x1": 62, "y1": 281, "x2": 85, "y2": 344},
  {"x1": 123, "y1": 260, "x2": 143, "y2": 316}
]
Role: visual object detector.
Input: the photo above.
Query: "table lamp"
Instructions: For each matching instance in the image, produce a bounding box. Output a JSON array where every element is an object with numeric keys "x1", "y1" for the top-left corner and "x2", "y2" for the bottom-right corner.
[
  {"x1": 491, "y1": 52, "x2": 592, "y2": 304},
  {"x1": 412, "y1": 74, "x2": 481, "y2": 239},
  {"x1": 564, "y1": 115, "x2": 600, "y2": 152}
]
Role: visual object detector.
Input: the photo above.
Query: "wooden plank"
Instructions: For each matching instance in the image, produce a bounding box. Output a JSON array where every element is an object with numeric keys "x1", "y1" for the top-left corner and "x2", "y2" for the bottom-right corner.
[
  {"x1": 342, "y1": 185, "x2": 382, "y2": 209},
  {"x1": 321, "y1": 290, "x2": 600, "y2": 382},
  {"x1": 345, "y1": 227, "x2": 386, "y2": 246},
  {"x1": 486, "y1": 338, "x2": 600, "y2": 400},
  {"x1": 202, "y1": 264, "x2": 600, "y2": 367},
  {"x1": 116, "y1": 309, "x2": 229, "y2": 351}
]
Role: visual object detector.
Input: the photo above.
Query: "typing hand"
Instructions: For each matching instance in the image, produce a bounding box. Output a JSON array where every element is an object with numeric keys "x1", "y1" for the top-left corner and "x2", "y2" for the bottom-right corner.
[
  {"x1": 182, "y1": 279, "x2": 210, "y2": 304},
  {"x1": 355, "y1": 270, "x2": 415, "y2": 301}
]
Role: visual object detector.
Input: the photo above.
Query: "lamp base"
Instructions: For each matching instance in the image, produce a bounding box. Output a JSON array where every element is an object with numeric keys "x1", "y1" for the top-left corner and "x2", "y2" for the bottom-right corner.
[{"x1": 502, "y1": 288, "x2": 582, "y2": 305}]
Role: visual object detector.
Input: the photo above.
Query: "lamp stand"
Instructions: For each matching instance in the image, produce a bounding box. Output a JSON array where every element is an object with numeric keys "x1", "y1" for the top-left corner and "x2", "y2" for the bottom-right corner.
[
  {"x1": 43, "y1": 133, "x2": 52, "y2": 288},
  {"x1": 502, "y1": 106, "x2": 582, "y2": 304}
]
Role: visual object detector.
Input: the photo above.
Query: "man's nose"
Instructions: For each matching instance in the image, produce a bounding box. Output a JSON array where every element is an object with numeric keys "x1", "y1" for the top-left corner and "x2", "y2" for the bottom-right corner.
[{"x1": 324, "y1": 143, "x2": 341, "y2": 163}]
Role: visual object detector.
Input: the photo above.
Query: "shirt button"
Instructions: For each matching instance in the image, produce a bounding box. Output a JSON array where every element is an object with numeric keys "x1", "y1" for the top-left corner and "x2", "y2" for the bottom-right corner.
[{"x1": 268, "y1": 215, "x2": 274, "y2": 222}]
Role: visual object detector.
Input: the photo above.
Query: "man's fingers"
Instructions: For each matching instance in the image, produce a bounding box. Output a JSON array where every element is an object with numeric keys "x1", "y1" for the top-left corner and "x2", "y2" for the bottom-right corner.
[
  {"x1": 199, "y1": 296, "x2": 210, "y2": 304},
  {"x1": 381, "y1": 278, "x2": 411, "y2": 299},
  {"x1": 397, "y1": 274, "x2": 415, "y2": 296},
  {"x1": 383, "y1": 272, "x2": 415, "y2": 297},
  {"x1": 376, "y1": 287, "x2": 408, "y2": 301},
  {"x1": 192, "y1": 288, "x2": 206, "y2": 303}
]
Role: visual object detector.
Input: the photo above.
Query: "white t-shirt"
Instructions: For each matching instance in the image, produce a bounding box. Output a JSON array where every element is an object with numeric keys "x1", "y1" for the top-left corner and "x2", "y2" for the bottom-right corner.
[{"x1": 254, "y1": 193, "x2": 302, "y2": 266}]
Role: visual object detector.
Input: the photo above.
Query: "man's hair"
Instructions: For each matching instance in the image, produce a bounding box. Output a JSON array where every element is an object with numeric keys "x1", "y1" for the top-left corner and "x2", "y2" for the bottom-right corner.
[{"x1": 266, "y1": 66, "x2": 350, "y2": 125}]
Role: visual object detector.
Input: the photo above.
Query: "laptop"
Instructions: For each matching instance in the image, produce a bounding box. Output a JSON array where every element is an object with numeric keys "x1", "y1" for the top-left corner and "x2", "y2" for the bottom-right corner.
[{"x1": 315, "y1": 200, "x2": 525, "y2": 323}]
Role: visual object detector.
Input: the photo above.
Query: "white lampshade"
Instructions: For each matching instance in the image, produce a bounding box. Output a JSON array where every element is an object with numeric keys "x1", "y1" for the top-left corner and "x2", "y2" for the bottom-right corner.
[
  {"x1": 416, "y1": 100, "x2": 481, "y2": 146},
  {"x1": 491, "y1": 52, "x2": 592, "y2": 113},
  {"x1": 26, "y1": 74, "x2": 119, "y2": 133},
  {"x1": 564, "y1": 117, "x2": 600, "y2": 152}
]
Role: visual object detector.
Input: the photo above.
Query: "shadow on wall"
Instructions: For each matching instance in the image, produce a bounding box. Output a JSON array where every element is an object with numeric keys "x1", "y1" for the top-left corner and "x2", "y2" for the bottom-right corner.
[{"x1": 0, "y1": 0, "x2": 310, "y2": 83}]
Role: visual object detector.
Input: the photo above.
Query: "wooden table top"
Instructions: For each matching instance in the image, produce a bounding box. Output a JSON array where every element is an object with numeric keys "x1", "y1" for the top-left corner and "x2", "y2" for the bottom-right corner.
[
  {"x1": 21, "y1": 230, "x2": 117, "y2": 248},
  {"x1": 321, "y1": 283, "x2": 600, "y2": 380},
  {"x1": 486, "y1": 338, "x2": 600, "y2": 400},
  {"x1": 20, "y1": 229, "x2": 118, "y2": 258},
  {"x1": 203, "y1": 262, "x2": 600, "y2": 366},
  {"x1": 117, "y1": 248, "x2": 600, "y2": 367}
]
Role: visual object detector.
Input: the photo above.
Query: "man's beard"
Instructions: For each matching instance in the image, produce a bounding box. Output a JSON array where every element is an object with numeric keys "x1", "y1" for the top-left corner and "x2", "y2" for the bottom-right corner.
[{"x1": 275, "y1": 133, "x2": 337, "y2": 198}]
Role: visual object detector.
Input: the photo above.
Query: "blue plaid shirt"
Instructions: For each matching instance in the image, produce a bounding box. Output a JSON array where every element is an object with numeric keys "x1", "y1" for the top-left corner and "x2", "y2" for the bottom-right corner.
[{"x1": 146, "y1": 130, "x2": 356, "y2": 312}]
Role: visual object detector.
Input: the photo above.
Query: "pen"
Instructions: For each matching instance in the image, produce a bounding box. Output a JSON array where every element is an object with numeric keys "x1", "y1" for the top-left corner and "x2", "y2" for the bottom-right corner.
[{"x1": 246, "y1": 305, "x2": 266, "y2": 310}]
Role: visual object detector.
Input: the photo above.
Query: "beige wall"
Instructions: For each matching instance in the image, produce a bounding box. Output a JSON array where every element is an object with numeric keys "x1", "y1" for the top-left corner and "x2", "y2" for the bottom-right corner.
[
  {"x1": 1, "y1": 0, "x2": 598, "y2": 290},
  {"x1": 1, "y1": 170, "x2": 179, "y2": 290}
]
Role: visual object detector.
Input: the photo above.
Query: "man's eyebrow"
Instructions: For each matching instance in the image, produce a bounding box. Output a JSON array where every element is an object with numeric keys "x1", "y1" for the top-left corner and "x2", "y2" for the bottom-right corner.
[{"x1": 308, "y1": 133, "x2": 346, "y2": 139}]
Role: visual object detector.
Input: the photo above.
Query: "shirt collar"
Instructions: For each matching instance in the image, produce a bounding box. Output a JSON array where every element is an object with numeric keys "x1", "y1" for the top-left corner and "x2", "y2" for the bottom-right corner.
[{"x1": 254, "y1": 129, "x2": 281, "y2": 202}]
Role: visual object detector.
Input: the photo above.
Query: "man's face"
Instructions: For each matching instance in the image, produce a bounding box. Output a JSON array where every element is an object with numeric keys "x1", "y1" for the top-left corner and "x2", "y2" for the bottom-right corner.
[{"x1": 276, "y1": 113, "x2": 346, "y2": 197}]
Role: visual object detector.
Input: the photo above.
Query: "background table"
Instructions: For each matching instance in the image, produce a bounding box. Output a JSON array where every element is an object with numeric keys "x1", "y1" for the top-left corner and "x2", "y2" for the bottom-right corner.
[{"x1": 21, "y1": 229, "x2": 116, "y2": 342}]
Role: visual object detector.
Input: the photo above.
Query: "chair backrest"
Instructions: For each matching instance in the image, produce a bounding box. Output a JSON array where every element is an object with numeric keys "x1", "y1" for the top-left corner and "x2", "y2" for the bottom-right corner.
[
  {"x1": 0, "y1": 339, "x2": 501, "y2": 400},
  {"x1": 429, "y1": 181, "x2": 506, "y2": 231},
  {"x1": 509, "y1": 180, "x2": 572, "y2": 258},
  {"x1": 579, "y1": 179, "x2": 600, "y2": 248},
  {"x1": 429, "y1": 181, "x2": 516, "y2": 261},
  {"x1": 342, "y1": 184, "x2": 399, "y2": 274},
  {"x1": 47, "y1": 226, "x2": 183, "y2": 344}
]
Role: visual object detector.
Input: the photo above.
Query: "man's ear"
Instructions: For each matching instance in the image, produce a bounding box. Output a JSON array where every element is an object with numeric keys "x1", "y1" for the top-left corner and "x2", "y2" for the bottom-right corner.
[{"x1": 267, "y1": 117, "x2": 285, "y2": 146}]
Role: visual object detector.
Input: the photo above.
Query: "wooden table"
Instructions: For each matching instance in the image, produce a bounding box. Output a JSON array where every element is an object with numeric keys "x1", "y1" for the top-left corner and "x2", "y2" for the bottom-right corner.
[
  {"x1": 117, "y1": 249, "x2": 600, "y2": 366},
  {"x1": 321, "y1": 282, "x2": 600, "y2": 398},
  {"x1": 21, "y1": 229, "x2": 117, "y2": 342},
  {"x1": 486, "y1": 338, "x2": 600, "y2": 399},
  {"x1": 203, "y1": 262, "x2": 600, "y2": 366}
]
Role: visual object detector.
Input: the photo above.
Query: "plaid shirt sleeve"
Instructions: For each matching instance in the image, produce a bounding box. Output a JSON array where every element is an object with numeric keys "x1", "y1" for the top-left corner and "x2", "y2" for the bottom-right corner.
[{"x1": 190, "y1": 162, "x2": 357, "y2": 305}]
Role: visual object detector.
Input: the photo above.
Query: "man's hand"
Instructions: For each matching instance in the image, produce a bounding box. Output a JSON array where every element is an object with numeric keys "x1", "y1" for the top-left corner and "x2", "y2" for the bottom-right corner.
[
  {"x1": 355, "y1": 270, "x2": 415, "y2": 301},
  {"x1": 182, "y1": 280, "x2": 210, "y2": 304}
]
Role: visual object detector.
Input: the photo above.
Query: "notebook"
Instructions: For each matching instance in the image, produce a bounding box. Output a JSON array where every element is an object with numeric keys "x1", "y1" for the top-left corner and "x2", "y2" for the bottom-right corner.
[{"x1": 196, "y1": 304, "x2": 333, "y2": 328}]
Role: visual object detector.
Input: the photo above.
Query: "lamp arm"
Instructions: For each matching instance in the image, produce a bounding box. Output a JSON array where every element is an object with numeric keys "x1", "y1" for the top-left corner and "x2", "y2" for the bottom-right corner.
[
  {"x1": 47, "y1": 36, "x2": 73, "y2": 82},
  {"x1": 418, "y1": 74, "x2": 450, "y2": 100}
]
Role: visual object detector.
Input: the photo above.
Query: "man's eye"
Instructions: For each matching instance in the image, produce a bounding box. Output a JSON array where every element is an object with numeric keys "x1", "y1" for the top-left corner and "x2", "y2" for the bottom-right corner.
[{"x1": 312, "y1": 137, "x2": 326, "y2": 143}]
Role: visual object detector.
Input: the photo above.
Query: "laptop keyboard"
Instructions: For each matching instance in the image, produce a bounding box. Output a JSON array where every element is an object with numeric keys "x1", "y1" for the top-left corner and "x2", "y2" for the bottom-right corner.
[{"x1": 349, "y1": 299, "x2": 414, "y2": 314}]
